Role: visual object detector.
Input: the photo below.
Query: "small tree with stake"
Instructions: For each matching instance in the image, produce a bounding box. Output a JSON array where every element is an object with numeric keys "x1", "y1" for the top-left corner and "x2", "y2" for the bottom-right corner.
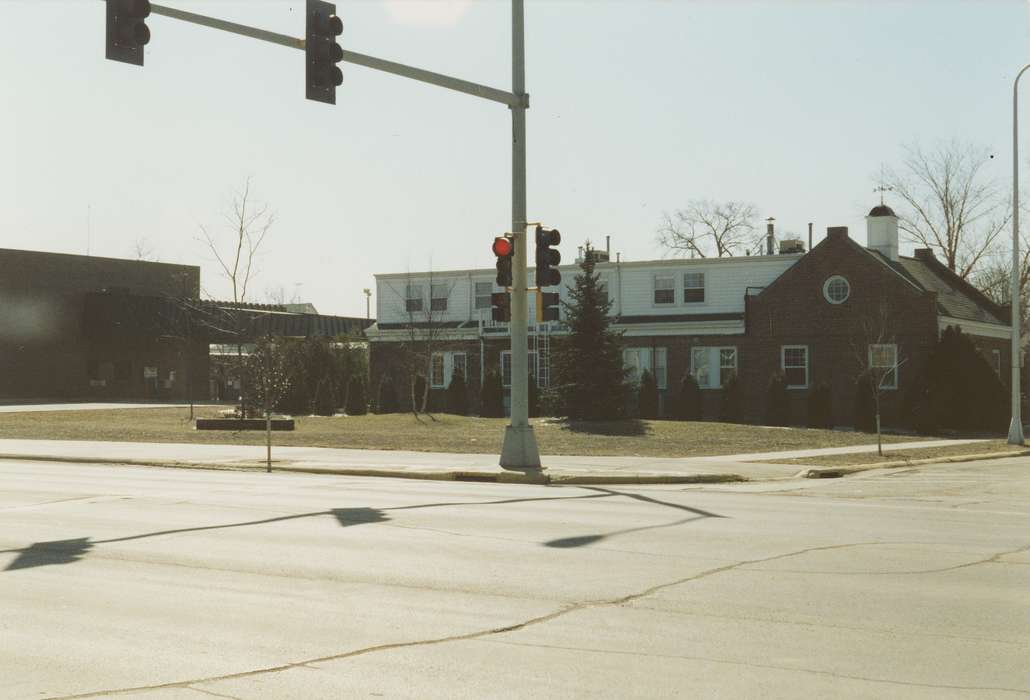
[{"x1": 244, "y1": 335, "x2": 290, "y2": 472}]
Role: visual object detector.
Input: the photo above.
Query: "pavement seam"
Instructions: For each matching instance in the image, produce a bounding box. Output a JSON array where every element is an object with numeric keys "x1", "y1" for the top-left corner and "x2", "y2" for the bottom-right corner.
[{"x1": 41, "y1": 541, "x2": 881, "y2": 700}]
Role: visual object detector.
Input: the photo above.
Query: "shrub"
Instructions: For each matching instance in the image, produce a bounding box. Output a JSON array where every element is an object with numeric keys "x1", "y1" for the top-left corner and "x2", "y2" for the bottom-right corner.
[
  {"x1": 901, "y1": 373, "x2": 936, "y2": 435},
  {"x1": 528, "y1": 373, "x2": 541, "y2": 418},
  {"x1": 446, "y1": 370, "x2": 469, "y2": 415},
  {"x1": 719, "y1": 375, "x2": 741, "y2": 423},
  {"x1": 345, "y1": 377, "x2": 367, "y2": 415},
  {"x1": 807, "y1": 381, "x2": 833, "y2": 429},
  {"x1": 411, "y1": 375, "x2": 427, "y2": 413},
  {"x1": 673, "y1": 373, "x2": 703, "y2": 421},
  {"x1": 853, "y1": 374, "x2": 876, "y2": 432},
  {"x1": 638, "y1": 369, "x2": 659, "y2": 420},
  {"x1": 375, "y1": 376, "x2": 398, "y2": 414},
  {"x1": 480, "y1": 369, "x2": 505, "y2": 417},
  {"x1": 925, "y1": 326, "x2": 1007, "y2": 432},
  {"x1": 765, "y1": 372, "x2": 789, "y2": 426}
]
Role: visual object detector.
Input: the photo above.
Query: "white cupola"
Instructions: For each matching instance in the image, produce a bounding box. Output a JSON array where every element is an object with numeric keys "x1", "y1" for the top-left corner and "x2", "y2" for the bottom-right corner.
[{"x1": 866, "y1": 203, "x2": 899, "y2": 261}]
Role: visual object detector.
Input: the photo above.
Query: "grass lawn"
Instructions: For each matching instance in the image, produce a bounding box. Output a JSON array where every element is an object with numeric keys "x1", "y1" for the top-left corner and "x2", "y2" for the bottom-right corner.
[
  {"x1": 765, "y1": 439, "x2": 1028, "y2": 468},
  {"x1": 0, "y1": 406, "x2": 935, "y2": 458}
]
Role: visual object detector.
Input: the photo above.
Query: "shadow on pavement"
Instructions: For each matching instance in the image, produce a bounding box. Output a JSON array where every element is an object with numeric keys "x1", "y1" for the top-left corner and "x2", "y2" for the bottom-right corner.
[{"x1": 543, "y1": 486, "x2": 724, "y2": 549}]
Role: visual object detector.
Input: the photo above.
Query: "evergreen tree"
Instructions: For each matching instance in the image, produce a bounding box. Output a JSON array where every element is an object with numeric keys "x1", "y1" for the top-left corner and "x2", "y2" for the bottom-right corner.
[
  {"x1": 673, "y1": 373, "x2": 703, "y2": 421},
  {"x1": 719, "y1": 375, "x2": 742, "y2": 423},
  {"x1": 376, "y1": 376, "x2": 398, "y2": 414},
  {"x1": 925, "y1": 326, "x2": 1007, "y2": 431},
  {"x1": 765, "y1": 372, "x2": 789, "y2": 426},
  {"x1": 638, "y1": 369, "x2": 659, "y2": 419},
  {"x1": 549, "y1": 256, "x2": 629, "y2": 420},
  {"x1": 446, "y1": 370, "x2": 469, "y2": 415},
  {"x1": 480, "y1": 368, "x2": 505, "y2": 418}
]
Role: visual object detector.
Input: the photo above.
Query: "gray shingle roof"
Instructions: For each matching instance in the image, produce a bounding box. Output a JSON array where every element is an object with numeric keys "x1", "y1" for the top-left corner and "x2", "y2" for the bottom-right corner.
[{"x1": 890, "y1": 256, "x2": 1004, "y2": 324}]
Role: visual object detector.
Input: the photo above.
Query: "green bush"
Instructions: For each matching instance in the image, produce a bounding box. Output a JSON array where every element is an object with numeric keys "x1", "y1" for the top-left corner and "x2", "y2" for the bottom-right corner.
[
  {"x1": 638, "y1": 369, "x2": 660, "y2": 420},
  {"x1": 446, "y1": 370, "x2": 469, "y2": 415},
  {"x1": 345, "y1": 377, "x2": 367, "y2": 415},
  {"x1": 480, "y1": 368, "x2": 505, "y2": 417},
  {"x1": 807, "y1": 382, "x2": 833, "y2": 429},
  {"x1": 765, "y1": 372, "x2": 789, "y2": 426},
  {"x1": 901, "y1": 373, "x2": 936, "y2": 435},
  {"x1": 375, "y1": 376, "x2": 398, "y2": 414},
  {"x1": 719, "y1": 375, "x2": 741, "y2": 423},
  {"x1": 673, "y1": 373, "x2": 703, "y2": 421}
]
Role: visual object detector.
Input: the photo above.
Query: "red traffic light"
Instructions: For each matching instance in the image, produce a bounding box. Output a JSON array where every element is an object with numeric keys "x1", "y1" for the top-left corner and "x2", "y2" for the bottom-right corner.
[{"x1": 492, "y1": 236, "x2": 513, "y2": 258}]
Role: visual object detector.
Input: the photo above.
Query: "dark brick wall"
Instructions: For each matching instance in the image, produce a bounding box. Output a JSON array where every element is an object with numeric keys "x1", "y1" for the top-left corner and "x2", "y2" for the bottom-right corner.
[{"x1": 0, "y1": 249, "x2": 201, "y2": 400}]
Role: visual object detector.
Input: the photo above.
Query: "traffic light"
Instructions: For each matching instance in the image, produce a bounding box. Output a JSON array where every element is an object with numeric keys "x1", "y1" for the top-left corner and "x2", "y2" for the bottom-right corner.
[
  {"x1": 306, "y1": 0, "x2": 344, "y2": 105},
  {"x1": 493, "y1": 235, "x2": 514, "y2": 288},
  {"x1": 491, "y1": 292, "x2": 511, "y2": 322},
  {"x1": 106, "y1": 0, "x2": 151, "y2": 67},
  {"x1": 536, "y1": 291, "x2": 560, "y2": 322},
  {"x1": 535, "y1": 225, "x2": 561, "y2": 287}
]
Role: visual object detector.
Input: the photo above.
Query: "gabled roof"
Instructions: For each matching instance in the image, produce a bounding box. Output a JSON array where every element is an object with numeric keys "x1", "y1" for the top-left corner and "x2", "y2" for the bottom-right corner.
[{"x1": 886, "y1": 251, "x2": 1007, "y2": 325}]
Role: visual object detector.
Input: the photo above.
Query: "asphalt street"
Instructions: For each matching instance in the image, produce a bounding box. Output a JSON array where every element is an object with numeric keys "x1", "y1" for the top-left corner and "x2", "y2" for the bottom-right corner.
[{"x1": 1, "y1": 457, "x2": 1028, "y2": 699}]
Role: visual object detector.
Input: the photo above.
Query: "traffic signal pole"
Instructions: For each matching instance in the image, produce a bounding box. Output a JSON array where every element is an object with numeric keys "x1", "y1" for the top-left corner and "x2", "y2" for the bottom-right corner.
[
  {"x1": 499, "y1": 0, "x2": 541, "y2": 470},
  {"x1": 104, "y1": 0, "x2": 542, "y2": 470}
]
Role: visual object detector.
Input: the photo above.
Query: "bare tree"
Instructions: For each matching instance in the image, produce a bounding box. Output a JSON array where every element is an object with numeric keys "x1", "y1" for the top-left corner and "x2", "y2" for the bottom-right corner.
[
  {"x1": 657, "y1": 200, "x2": 760, "y2": 258},
  {"x1": 132, "y1": 236, "x2": 159, "y2": 262},
  {"x1": 388, "y1": 270, "x2": 456, "y2": 417},
  {"x1": 198, "y1": 177, "x2": 275, "y2": 305},
  {"x1": 197, "y1": 177, "x2": 275, "y2": 416},
  {"x1": 885, "y1": 140, "x2": 1010, "y2": 279},
  {"x1": 852, "y1": 300, "x2": 906, "y2": 456}
]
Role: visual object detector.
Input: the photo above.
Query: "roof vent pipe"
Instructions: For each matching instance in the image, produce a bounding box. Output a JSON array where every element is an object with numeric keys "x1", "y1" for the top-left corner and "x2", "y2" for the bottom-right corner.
[
  {"x1": 606, "y1": 235, "x2": 610, "y2": 257},
  {"x1": 766, "y1": 218, "x2": 775, "y2": 255},
  {"x1": 808, "y1": 222, "x2": 813, "y2": 252}
]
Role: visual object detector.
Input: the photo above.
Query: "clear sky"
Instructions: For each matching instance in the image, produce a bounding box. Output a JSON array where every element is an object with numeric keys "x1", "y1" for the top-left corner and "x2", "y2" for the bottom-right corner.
[{"x1": 2, "y1": 0, "x2": 1028, "y2": 316}]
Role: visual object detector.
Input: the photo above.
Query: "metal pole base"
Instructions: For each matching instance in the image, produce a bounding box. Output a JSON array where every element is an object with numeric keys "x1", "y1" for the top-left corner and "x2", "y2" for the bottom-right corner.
[
  {"x1": 500, "y1": 424, "x2": 542, "y2": 471},
  {"x1": 1007, "y1": 417, "x2": 1025, "y2": 446}
]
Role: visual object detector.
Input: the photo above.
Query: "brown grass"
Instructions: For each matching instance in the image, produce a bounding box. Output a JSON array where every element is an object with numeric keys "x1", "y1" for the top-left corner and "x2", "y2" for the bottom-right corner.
[
  {"x1": 0, "y1": 407, "x2": 934, "y2": 458},
  {"x1": 765, "y1": 439, "x2": 1026, "y2": 467}
]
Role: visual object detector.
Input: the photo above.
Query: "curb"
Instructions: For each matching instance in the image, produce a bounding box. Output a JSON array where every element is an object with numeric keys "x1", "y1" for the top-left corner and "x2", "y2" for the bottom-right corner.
[
  {"x1": 794, "y1": 449, "x2": 1030, "y2": 479},
  {"x1": 0, "y1": 452, "x2": 746, "y2": 486}
]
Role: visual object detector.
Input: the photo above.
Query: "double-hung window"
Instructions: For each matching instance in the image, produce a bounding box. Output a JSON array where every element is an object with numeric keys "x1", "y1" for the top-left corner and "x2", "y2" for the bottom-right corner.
[
  {"x1": 430, "y1": 352, "x2": 467, "y2": 388},
  {"x1": 869, "y1": 344, "x2": 898, "y2": 390},
  {"x1": 623, "y1": 347, "x2": 667, "y2": 389},
  {"x1": 474, "y1": 281, "x2": 492, "y2": 310},
  {"x1": 430, "y1": 283, "x2": 449, "y2": 312},
  {"x1": 683, "y1": 272, "x2": 705, "y2": 303},
  {"x1": 430, "y1": 353, "x2": 445, "y2": 387},
  {"x1": 781, "y1": 346, "x2": 809, "y2": 389},
  {"x1": 405, "y1": 284, "x2": 423, "y2": 313},
  {"x1": 654, "y1": 275, "x2": 675, "y2": 305},
  {"x1": 691, "y1": 347, "x2": 737, "y2": 389}
]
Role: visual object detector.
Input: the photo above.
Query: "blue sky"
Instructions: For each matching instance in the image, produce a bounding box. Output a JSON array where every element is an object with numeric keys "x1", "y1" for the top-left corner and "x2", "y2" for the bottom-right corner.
[{"x1": 2, "y1": 0, "x2": 1028, "y2": 316}]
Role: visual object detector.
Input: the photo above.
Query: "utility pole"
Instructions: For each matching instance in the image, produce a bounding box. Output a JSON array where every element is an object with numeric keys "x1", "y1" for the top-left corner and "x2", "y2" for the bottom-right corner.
[
  {"x1": 100, "y1": 0, "x2": 542, "y2": 469},
  {"x1": 1008, "y1": 64, "x2": 1030, "y2": 446}
]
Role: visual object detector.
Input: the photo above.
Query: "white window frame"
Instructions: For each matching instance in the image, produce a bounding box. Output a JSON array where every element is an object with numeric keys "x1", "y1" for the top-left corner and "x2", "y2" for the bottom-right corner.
[
  {"x1": 683, "y1": 272, "x2": 705, "y2": 304},
  {"x1": 653, "y1": 275, "x2": 675, "y2": 306},
  {"x1": 691, "y1": 346, "x2": 737, "y2": 389},
  {"x1": 868, "y1": 344, "x2": 898, "y2": 390},
  {"x1": 474, "y1": 281, "x2": 492, "y2": 310},
  {"x1": 430, "y1": 283, "x2": 449, "y2": 312},
  {"x1": 405, "y1": 284, "x2": 424, "y2": 313},
  {"x1": 781, "y1": 345, "x2": 809, "y2": 389},
  {"x1": 501, "y1": 350, "x2": 538, "y2": 388},
  {"x1": 624, "y1": 347, "x2": 667, "y2": 390},
  {"x1": 823, "y1": 276, "x2": 850, "y2": 304},
  {"x1": 451, "y1": 353, "x2": 467, "y2": 383},
  {"x1": 430, "y1": 353, "x2": 445, "y2": 388}
]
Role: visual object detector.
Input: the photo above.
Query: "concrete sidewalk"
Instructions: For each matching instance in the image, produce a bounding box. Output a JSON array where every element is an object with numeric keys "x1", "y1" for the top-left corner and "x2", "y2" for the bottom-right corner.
[{"x1": 0, "y1": 437, "x2": 1000, "y2": 485}]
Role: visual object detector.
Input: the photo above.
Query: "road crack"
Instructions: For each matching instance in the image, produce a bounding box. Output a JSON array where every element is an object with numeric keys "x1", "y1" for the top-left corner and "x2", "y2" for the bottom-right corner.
[{"x1": 43, "y1": 541, "x2": 880, "y2": 699}]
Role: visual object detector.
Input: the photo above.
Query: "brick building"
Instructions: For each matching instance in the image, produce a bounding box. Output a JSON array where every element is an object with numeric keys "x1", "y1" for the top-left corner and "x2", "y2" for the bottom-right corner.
[
  {"x1": 366, "y1": 205, "x2": 1012, "y2": 426},
  {"x1": 0, "y1": 248, "x2": 372, "y2": 402}
]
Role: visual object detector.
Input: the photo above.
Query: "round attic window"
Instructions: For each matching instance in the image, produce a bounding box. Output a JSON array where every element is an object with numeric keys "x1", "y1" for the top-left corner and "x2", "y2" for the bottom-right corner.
[{"x1": 823, "y1": 276, "x2": 850, "y2": 304}]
